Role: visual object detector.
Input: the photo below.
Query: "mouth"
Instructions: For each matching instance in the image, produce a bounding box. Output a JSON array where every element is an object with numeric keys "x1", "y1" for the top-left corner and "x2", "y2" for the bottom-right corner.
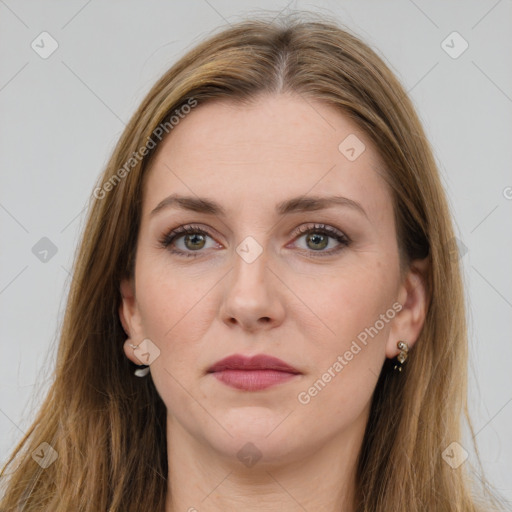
[{"x1": 207, "y1": 354, "x2": 302, "y2": 391}]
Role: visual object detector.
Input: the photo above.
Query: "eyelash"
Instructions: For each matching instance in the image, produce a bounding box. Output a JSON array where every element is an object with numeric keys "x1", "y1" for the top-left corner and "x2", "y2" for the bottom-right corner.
[{"x1": 158, "y1": 223, "x2": 351, "y2": 259}]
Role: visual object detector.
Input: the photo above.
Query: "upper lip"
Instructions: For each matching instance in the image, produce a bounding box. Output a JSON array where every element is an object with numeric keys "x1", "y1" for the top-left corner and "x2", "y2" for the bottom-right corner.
[{"x1": 207, "y1": 354, "x2": 301, "y2": 374}]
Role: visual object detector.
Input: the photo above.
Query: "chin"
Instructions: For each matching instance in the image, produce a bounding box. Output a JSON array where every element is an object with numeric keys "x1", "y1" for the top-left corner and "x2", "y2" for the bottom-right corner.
[
  {"x1": 203, "y1": 408, "x2": 305, "y2": 465},
  {"x1": 222, "y1": 405, "x2": 291, "y2": 435},
  {"x1": 216, "y1": 435, "x2": 302, "y2": 469}
]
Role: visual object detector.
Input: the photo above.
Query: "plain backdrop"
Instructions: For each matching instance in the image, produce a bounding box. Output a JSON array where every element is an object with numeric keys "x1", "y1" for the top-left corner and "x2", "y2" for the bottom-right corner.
[{"x1": 1, "y1": 0, "x2": 511, "y2": 503}]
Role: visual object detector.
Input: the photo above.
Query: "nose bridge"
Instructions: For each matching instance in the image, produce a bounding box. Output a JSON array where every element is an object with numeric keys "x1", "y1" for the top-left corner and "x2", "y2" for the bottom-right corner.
[
  {"x1": 220, "y1": 234, "x2": 285, "y2": 330},
  {"x1": 230, "y1": 236, "x2": 270, "y2": 300},
  {"x1": 229, "y1": 216, "x2": 272, "y2": 286}
]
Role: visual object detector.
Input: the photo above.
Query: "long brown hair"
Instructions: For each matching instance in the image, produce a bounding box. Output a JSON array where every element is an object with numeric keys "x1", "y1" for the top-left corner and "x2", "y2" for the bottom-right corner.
[{"x1": 1, "y1": 12, "x2": 508, "y2": 511}]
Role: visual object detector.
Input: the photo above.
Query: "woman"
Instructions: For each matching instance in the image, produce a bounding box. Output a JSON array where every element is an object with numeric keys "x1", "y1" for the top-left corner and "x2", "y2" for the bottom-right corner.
[{"x1": 1, "y1": 13, "x2": 508, "y2": 512}]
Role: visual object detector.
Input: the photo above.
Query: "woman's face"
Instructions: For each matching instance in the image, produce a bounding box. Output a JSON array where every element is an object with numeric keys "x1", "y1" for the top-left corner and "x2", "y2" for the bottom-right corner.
[{"x1": 120, "y1": 93, "x2": 426, "y2": 465}]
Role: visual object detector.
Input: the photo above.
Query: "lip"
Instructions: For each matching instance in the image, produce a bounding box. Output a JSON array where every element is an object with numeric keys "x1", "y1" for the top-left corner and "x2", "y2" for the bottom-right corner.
[{"x1": 207, "y1": 354, "x2": 301, "y2": 391}]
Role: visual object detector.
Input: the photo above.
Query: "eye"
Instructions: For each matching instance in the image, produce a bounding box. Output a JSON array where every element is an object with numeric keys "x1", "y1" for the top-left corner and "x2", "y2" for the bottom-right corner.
[
  {"x1": 159, "y1": 223, "x2": 350, "y2": 259},
  {"x1": 290, "y1": 223, "x2": 350, "y2": 257},
  {"x1": 159, "y1": 224, "x2": 219, "y2": 258}
]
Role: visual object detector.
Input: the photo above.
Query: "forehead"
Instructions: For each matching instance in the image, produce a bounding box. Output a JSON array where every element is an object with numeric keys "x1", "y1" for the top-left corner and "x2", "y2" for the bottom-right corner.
[{"x1": 142, "y1": 94, "x2": 391, "y2": 222}]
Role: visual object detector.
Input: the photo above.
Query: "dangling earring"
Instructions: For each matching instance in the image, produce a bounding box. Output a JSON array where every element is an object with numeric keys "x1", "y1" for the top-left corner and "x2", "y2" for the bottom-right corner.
[
  {"x1": 134, "y1": 366, "x2": 150, "y2": 377},
  {"x1": 128, "y1": 343, "x2": 150, "y2": 377},
  {"x1": 393, "y1": 341, "x2": 409, "y2": 372}
]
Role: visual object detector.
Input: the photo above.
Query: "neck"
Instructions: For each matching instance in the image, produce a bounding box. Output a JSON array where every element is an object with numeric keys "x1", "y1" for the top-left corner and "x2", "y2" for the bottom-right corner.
[{"x1": 164, "y1": 413, "x2": 367, "y2": 512}]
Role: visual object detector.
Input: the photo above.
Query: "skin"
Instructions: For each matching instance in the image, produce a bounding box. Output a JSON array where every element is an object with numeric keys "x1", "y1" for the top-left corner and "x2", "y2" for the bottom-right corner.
[{"x1": 119, "y1": 93, "x2": 428, "y2": 512}]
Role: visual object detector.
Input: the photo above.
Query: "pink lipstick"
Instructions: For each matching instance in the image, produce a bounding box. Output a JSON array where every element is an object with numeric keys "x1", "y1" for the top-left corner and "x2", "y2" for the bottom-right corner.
[{"x1": 207, "y1": 354, "x2": 301, "y2": 391}]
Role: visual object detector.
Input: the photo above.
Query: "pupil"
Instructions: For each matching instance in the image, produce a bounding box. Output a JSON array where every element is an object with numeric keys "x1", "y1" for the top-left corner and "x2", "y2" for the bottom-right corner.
[
  {"x1": 308, "y1": 233, "x2": 327, "y2": 250},
  {"x1": 185, "y1": 234, "x2": 205, "y2": 250}
]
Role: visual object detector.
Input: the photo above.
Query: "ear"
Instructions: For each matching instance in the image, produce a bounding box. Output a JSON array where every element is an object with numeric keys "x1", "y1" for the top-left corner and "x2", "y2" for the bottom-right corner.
[
  {"x1": 119, "y1": 276, "x2": 145, "y2": 365},
  {"x1": 386, "y1": 258, "x2": 429, "y2": 359}
]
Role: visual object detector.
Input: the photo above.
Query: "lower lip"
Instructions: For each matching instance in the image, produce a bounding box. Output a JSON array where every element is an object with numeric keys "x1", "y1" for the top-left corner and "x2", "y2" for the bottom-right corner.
[{"x1": 211, "y1": 369, "x2": 299, "y2": 391}]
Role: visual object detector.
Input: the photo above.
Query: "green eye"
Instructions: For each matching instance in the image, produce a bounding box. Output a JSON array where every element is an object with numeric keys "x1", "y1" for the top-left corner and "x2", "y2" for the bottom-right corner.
[{"x1": 160, "y1": 223, "x2": 350, "y2": 259}]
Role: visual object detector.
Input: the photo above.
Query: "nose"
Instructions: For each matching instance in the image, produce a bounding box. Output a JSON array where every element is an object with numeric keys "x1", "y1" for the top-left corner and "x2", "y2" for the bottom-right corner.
[{"x1": 220, "y1": 246, "x2": 285, "y2": 333}]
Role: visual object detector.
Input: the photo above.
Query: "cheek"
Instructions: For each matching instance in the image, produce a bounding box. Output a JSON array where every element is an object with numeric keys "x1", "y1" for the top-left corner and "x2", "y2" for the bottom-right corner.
[
  {"x1": 302, "y1": 258, "x2": 397, "y2": 337},
  {"x1": 295, "y1": 279, "x2": 390, "y2": 429},
  {"x1": 134, "y1": 264, "x2": 210, "y2": 420},
  {"x1": 136, "y1": 252, "x2": 210, "y2": 338},
  {"x1": 134, "y1": 255, "x2": 223, "y2": 384},
  {"x1": 296, "y1": 259, "x2": 397, "y2": 402}
]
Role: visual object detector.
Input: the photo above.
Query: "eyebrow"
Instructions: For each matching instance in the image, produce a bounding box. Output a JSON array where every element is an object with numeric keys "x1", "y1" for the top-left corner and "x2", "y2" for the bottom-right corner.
[{"x1": 150, "y1": 193, "x2": 368, "y2": 219}]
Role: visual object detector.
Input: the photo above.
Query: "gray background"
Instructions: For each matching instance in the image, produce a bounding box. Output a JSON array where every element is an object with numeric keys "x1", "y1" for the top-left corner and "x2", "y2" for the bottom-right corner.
[{"x1": 1, "y1": 0, "x2": 511, "y2": 502}]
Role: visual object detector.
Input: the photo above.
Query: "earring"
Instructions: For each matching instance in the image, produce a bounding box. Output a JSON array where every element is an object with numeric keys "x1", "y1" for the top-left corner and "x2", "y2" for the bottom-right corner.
[
  {"x1": 134, "y1": 366, "x2": 150, "y2": 377},
  {"x1": 393, "y1": 341, "x2": 409, "y2": 372},
  {"x1": 128, "y1": 343, "x2": 150, "y2": 377}
]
